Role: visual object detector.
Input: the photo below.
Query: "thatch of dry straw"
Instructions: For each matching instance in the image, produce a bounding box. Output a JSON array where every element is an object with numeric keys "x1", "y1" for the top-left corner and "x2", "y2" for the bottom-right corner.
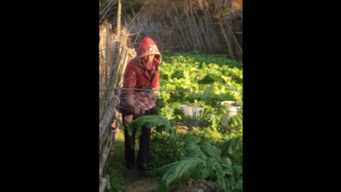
[{"x1": 99, "y1": 21, "x2": 136, "y2": 123}]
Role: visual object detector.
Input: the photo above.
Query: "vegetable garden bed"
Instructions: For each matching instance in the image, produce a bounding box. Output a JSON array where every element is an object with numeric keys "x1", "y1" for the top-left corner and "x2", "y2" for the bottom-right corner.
[{"x1": 130, "y1": 50, "x2": 243, "y2": 192}]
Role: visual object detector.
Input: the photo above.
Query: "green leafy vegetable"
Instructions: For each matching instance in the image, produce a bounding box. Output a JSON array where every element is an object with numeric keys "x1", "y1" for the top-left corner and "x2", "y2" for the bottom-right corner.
[{"x1": 127, "y1": 115, "x2": 176, "y2": 137}]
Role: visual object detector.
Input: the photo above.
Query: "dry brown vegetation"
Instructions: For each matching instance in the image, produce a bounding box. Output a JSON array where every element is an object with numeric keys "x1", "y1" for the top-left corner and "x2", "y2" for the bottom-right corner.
[
  {"x1": 99, "y1": 0, "x2": 243, "y2": 58},
  {"x1": 124, "y1": 0, "x2": 243, "y2": 22},
  {"x1": 133, "y1": 0, "x2": 242, "y2": 22},
  {"x1": 100, "y1": 0, "x2": 242, "y2": 23}
]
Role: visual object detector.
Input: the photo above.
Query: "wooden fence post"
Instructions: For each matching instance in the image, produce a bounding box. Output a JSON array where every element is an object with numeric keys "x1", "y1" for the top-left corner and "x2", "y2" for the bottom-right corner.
[{"x1": 117, "y1": 0, "x2": 121, "y2": 39}]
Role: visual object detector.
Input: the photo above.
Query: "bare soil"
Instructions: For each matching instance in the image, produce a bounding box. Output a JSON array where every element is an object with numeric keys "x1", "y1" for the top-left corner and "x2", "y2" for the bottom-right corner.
[{"x1": 122, "y1": 168, "x2": 223, "y2": 192}]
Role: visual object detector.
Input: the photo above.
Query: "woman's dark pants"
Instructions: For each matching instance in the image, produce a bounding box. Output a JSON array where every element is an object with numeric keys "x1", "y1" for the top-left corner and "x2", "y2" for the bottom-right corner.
[{"x1": 123, "y1": 112, "x2": 151, "y2": 167}]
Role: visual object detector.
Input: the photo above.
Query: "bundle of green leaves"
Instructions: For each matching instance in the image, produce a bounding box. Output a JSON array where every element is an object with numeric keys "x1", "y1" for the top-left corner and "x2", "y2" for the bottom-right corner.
[
  {"x1": 127, "y1": 113, "x2": 243, "y2": 191},
  {"x1": 153, "y1": 136, "x2": 243, "y2": 192}
]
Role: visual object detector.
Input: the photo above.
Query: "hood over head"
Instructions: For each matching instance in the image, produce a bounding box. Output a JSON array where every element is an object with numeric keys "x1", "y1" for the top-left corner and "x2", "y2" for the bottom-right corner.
[{"x1": 134, "y1": 37, "x2": 162, "y2": 66}]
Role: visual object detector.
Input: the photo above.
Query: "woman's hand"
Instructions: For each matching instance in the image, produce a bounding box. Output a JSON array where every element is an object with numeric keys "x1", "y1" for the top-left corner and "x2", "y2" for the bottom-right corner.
[{"x1": 124, "y1": 115, "x2": 133, "y2": 127}]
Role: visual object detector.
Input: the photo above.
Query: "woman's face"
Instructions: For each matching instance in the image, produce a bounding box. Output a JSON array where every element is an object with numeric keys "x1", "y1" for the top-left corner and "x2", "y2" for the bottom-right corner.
[{"x1": 143, "y1": 54, "x2": 155, "y2": 63}]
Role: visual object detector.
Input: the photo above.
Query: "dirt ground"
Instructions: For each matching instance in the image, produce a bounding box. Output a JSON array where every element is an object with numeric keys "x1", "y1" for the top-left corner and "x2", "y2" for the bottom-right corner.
[
  {"x1": 122, "y1": 169, "x2": 223, "y2": 192},
  {"x1": 122, "y1": 169, "x2": 159, "y2": 192}
]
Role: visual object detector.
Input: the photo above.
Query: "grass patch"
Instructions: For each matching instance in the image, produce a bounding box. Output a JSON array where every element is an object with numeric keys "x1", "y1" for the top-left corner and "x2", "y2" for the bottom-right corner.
[
  {"x1": 103, "y1": 129, "x2": 160, "y2": 192},
  {"x1": 104, "y1": 130, "x2": 126, "y2": 192}
]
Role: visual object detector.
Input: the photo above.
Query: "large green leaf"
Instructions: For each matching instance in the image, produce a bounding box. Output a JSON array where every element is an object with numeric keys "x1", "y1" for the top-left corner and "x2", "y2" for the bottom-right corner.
[
  {"x1": 155, "y1": 156, "x2": 204, "y2": 192},
  {"x1": 203, "y1": 84, "x2": 214, "y2": 98},
  {"x1": 219, "y1": 136, "x2": 243, "y2": 159},
  {"x1": 127, "y1": 115, "x2": 175, "y2": 137}
]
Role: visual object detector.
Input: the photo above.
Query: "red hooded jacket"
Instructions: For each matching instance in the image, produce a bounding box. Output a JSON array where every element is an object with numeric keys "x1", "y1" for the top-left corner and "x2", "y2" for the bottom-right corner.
[{"x1": 118, "y1": 37, "x2": 162, "y2": 117}]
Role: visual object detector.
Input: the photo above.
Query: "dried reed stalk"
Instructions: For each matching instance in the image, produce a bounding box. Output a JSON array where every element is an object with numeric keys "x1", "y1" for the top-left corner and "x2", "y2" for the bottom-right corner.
[
  {"x1": 204, "y1": 17, "x2": 214, "y2": 52},
  {"x1": 204, "y1": 8, "x2": 221, "y2": 51},
  {"x1": 220, "y1": 7, "x2": 243, "y2": 56},
  {"x1": 99, "y1": 21, "x2": 134, "y2": 121},
  {"x1": 220, "y1": 22, "x2": 235, "y2": 60},
  {"x1": 172, "y1": 3, "x2": 190, "y2": 51},
  {"x1": 183, "y1": 11, "x2": 196, "y2": 49},
  {"x1": 187, "y1": 12, "x2": 204, "y2": 51},
  {"x1": 170, "y1": 19, "x2": 185, "y2": 50},
  {"x1": 99, "y1": 0, "x2": 117, "y2": 24}
]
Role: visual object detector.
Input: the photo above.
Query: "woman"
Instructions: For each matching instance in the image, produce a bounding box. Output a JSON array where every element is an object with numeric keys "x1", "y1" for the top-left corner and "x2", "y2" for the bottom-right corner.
[{"x1": 118, "y1": 37, "x2": 161, "y2": 173}]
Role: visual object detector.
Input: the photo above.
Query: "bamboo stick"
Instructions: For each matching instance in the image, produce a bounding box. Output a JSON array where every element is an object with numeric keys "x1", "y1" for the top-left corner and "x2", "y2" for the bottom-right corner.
[
  {"x1": 189, "y1": 13, "x2": 205, "y2": 51},
  {"x1": 184, "y1": 13, "x2": 197, "y2": 50},
  {"x1": 172, "y1": 3, "x2": 190, "y2": 50},
  {"x1": 198, "y1": 17, "x2": 206, "y2": 41},
  {"x1": 117, "y1": 47, "x2": 129, "y2": 90},
  {"x1": 202, "y1": 11, "x2": 211, "y2": 50},
  {"x1": 99, "y1": 52, "x2": 114, "y2": 118},
  {"x1": 232, "y1": 6, "x2": 237, "y2": 19},
  {"x1": 193, "y1": 11, "x2": 210, "y2": 52},
  {"x1": 106, "y1": 175, "x2": 111, "y2": 190},
  {"x1": 99, "y1": 10, "x2": 139, "y2": 187},
  {"x1": 100, "y1": 133, "x2": 113, "y2": 172},
  {"x1": 117, "y1": 0, "x2": 121, "y2": 38},
  {"x1": 174, "y1": 17, "x2": 189, "y2": 50},
  {"x1": 205, "y1": 8, "x2": 221, "y2": 51},
  {"x1": 99, "y1": 0, "x2": 117, "y2": 15},
  {"x1": 99, "y1": 122, "x2": 115, "y2": 179},
  {"x1": 169, "y1": 19, "x2": 185, "y2": 50},
  {"x1": 100, "y1": 24, "x2": 112, "y2": 119},
  {"x1": 229, "y1": 8, "x2": 232, "y2": 19},
  {"x1": 99, "y1": 70, "x2": 105, "y2": 99},
  {"x1": 222, "y1": 12, "x2": 242, "y2": 54},
  {"x1": 99, "y1": 177, "x2": 107, "y2": 192},
  {"x1": 99, "y1": 143, "x2": 109, "y2": 172},
  {"x1": 220, "y1": 7, "x2": 243, "y2": 56},
  {"x1": 158, "y1": 22, "x2": 164, "y2": 42},
  {"x1": 229, "y1": 27, "x2": 242, "y2": 55},
  {"x1": 113, "y1": 46, "x2": 126, "y2": 89},
  {"x1": 219, "y1": 22, "x2": 235, "y2": 60},
  {"x1": 99, "y1": 103, "x2": 116, "y2": 139},
  {"x1": 203, "y1": 17, "x2": 214, "y2": 52},
  {"x1": 159, "y1": 22, "x2": 167, "y2": 52},
  {"x1": 99, "y1": 124, "x2": 110, "y2": 156},
  {"x1": 193, "y1": 17, "x2": 203, "y2": 50},
  {"x1": 201, "y1": 12, "x2": 214, "y2": 49},
  {"x1": 182, "y1": 18, "x2": 194, "y2": 51},
  {"x1": 99, "y1": 0, "x2": 117, "y2": 24},
  {"x1": 105, "y1": 26, "x2": 108, "y2": 87},
  {"x1": 114, "y1": 41, "x2": 121, "y2": 73},
  {"x1": 99, "y1": 175, "x2": 110, "y2": 192},
  {"x1": 155, "y1": 23, "x2": 162, "y2": 50},
  {"x1": 188, "y1": 14, "x2": 200, "y2": 50}
]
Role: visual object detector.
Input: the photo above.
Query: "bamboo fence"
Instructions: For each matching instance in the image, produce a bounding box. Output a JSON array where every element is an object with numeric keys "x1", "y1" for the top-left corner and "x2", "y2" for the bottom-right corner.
[
  {"x1": 99, "y1": 18, "x2": 136, "y2": 192},
  {"x1": 125, "y1": 5, "x2": 243, "y2": 60}
]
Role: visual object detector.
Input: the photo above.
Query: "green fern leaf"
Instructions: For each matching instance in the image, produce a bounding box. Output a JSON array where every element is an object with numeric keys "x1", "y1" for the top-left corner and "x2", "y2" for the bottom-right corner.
[
  {"x1": 127, "y1": 115, "x2": 175, "y2": 137},
  {"x1": 200, "y1": 142, "x2": 222, "y2": 163},
  {"x1": 221, "y1": 164, "x2": 243, "y2": 189},
  {"x1": 231, "y1": 166, "x2": 243, "y2": 184},
  {"x1": 219, "y1": 136, "x2": 243, "y2": 159},
  {"x1": 184, "y1": 139, "x2": 202, "y2": 157},
  {"x1": 234, "y1": 180, "x2": 243, "y2": 191},
  {"x1": 154, "y1": 156, "x2": 204, "y2": 192}
]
